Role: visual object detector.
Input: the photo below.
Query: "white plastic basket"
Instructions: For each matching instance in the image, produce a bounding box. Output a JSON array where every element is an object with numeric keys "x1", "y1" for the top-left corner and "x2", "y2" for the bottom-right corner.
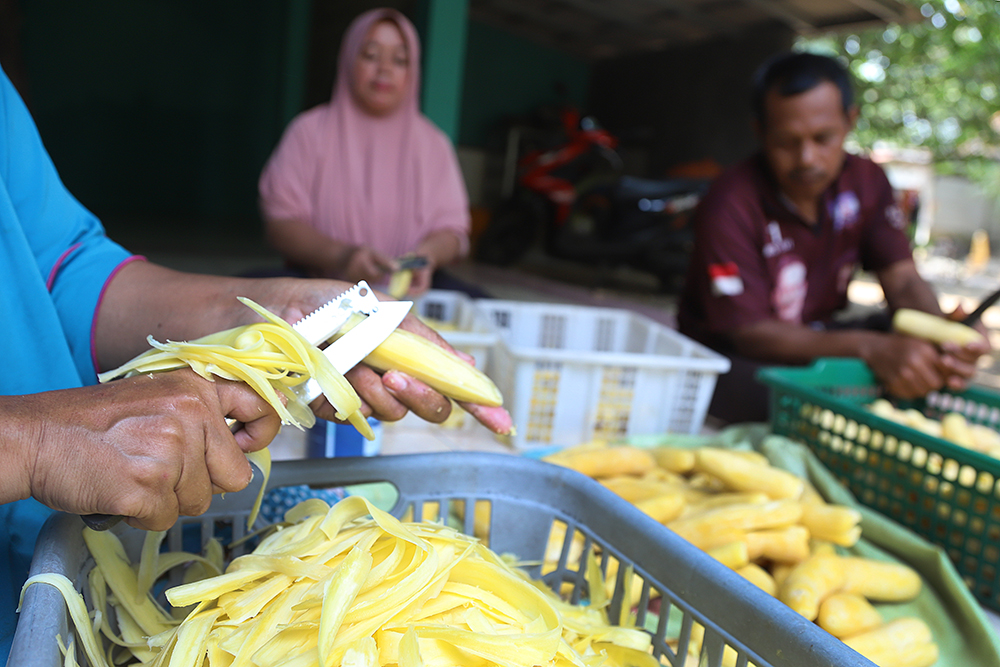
[
  {"x1": 413, "y1": 289, "x2": 497, "y2": 370},
  {"x1": 475, "y1": 300, "x2": 731, "y2": 450},
  {"x1": 400, "y1": 290, "x2": 500, "y2": 432}
]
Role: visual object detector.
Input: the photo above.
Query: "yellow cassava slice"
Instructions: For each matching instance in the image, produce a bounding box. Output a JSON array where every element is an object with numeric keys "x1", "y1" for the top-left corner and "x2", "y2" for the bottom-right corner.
[
  {"x1": 238, "y1": 297, "x2": 372, "y2": 439},
  {"x1": 319, "y1": 546, "x2": 374, "y2": 667},
  {"x1": 81, "y1": 529, "x2": 174, "y2": 637},
  {"x1": 245, "y1": 447, "x2": 272, "y2": 530},
  {"x1": 32, "y1": 495, "x2": 656, "y2": 667},
  {"x1": 18, "y1": 574, "x2": 111, "y2": 667},
  {"x1": 97, "y1": 297, "x2": 368, "y2": 437},
  {"x1": 95, "y1": 297, "x2": 369, "y2": 532}
]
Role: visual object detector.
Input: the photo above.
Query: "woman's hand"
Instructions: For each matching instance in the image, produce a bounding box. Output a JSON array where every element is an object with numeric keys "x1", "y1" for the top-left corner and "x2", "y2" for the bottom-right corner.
[
  {"x1": 937, "y1": 303, "x2": 992, "y2": 391},
  {"x1": 406, "y1": 256, "x2": 435, "y2": 296},
  {"x1": 4, "y1": 369, "x2": 279, "y2": 531},
  {"x1": 343, "y1": 246, "x2": 398, "y2": 286},
  {"x1": 408, "y1": 229, "x2": 464, "y2": 296},
  {"x1": 862, "y1": 332, "x2": 947, "y2": 399}
]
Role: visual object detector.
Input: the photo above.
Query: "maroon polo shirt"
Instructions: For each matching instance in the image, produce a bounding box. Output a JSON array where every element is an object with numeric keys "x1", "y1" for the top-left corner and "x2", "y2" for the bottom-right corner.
[{"x1": 677, "y1": 152, "x2": 913, "y2": 353}]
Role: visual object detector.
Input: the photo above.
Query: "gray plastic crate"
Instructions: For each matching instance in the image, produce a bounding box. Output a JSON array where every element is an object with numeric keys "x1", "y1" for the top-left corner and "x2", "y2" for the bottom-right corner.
[{"x1": 10, "y1": 453, "x2": 872, "y2": 667}]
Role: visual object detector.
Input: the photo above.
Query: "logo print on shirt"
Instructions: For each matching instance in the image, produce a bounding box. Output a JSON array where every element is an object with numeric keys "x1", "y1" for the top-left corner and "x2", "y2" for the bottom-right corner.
[
  {"x1": 887, "y1": 203, "x2": 906, "y2": 230},
  {"x1": 762, "y1": 222, "x2": 794, "y2": 258},
  {"x1": 772, "y1": 257, "x2": 808, "y2": 323},
  {"x1": 832, "y1": 191, "x2": 860, "y2": 232},
  {"x1": 708, "y1": 262, "x2": 744, "y2": 296}
]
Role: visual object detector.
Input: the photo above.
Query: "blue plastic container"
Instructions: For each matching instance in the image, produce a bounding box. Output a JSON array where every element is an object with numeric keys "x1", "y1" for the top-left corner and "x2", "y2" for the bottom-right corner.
[{"x1": 307, "y1": 417, "x2": 382, "y2": 458}]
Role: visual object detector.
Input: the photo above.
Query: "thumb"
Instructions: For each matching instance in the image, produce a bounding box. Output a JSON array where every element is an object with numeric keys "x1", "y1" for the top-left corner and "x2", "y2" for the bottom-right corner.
[
  {"x1": 372, "y1": 250, "x2": 399, "y2": 273},
  {"x1": 215, "y1": 381, "x2": 282, "y2": 453},
  {"x1": 946, "y1": 303, "x2": 968, "y2": 322}
]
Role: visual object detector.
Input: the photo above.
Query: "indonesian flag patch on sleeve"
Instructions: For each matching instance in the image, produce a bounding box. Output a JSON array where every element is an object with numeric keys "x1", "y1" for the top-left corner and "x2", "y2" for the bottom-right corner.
[{"x1": 709, "y1": 261, "x2": 744, "y2": 296}]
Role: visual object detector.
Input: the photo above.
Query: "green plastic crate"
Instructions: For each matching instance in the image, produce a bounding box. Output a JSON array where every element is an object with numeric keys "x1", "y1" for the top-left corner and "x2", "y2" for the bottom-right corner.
[{"x1": 759, "y1": 357, "x2": 1000, "y2": 611}]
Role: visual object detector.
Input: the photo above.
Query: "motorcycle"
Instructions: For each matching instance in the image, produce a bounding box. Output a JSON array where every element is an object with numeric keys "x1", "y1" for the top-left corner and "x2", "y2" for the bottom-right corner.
[{"x1": 475, "y1": 105, "x2": 709, "y2": 291}]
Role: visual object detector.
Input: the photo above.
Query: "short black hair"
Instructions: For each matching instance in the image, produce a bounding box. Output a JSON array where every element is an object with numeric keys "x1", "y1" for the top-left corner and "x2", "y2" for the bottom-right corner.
[{"x1": 751, "y1": 51, "x2": 854, "y2": 124}]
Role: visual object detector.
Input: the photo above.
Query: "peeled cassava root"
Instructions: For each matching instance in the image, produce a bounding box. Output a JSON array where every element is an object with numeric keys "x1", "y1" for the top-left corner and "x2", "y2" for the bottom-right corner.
[
  {"x1": 346, "y1": 314, "x2": 503, "y2": 408},
  {"x1": 892, "y1": 308, "x2": 985, "y2": 347},
  {"x1": 868, "y1": 398, "x2": 1000, "y2": 459},
  {"x1": 540, "y1": 441, "x2": 936, "y2": 667}
]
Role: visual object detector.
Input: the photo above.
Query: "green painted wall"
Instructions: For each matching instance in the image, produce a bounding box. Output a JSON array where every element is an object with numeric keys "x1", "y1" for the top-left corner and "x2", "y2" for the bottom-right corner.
[
  {"x1": 416, "y1": 0, "x2": 467, "y2": 142},
  {"x1": 18, "y1": 0, "x2": 301, "y2": 248},
  {"x1": 12, "y1": 3, "x2": 587, "y2": 248},
  {"x1": 458, "y1": 20, "x2": 589, "y2": 149}
]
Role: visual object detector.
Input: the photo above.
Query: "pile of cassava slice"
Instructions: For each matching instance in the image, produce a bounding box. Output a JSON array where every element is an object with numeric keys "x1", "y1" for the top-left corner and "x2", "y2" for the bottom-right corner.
[
  {"x1": 96, "y1": 296, "x2": 507, "y2": 529},
  {"x1": 98, "y1": 297, "x2": 504, "y2": 435},
  {"x1": 22, "y1": 496, "x2": 661, "y2": 667},
  {"x1": 542, "y1": 442, "x2": 938, "y2": 667}
]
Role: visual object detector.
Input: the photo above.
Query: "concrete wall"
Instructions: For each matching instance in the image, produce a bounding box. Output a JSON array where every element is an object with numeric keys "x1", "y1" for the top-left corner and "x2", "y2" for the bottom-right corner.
[
  {"x1": 458, "y1": 20, "x2": 589, "y2": 150},
  {"x1": 455, "y1": 145, "x2": 490, "y2": 206},
  {"x1": 587, "y1": 24, "x2": 794, "y2": 177},
  {"x1": 455, "y1": 22, "x2": 794, "y2": 209},
  {"x1": 931, "y1": 175, "x2": 1000, "y2": 246},
  {"x1": 881, "y1": 156, "x2": 1000, "y2": 250}
]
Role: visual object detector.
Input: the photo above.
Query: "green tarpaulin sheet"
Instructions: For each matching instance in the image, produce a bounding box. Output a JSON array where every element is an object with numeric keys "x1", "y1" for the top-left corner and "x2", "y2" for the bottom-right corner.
[{"x1": 625, "y1": 424, "x2": 1000, "y2": 667}]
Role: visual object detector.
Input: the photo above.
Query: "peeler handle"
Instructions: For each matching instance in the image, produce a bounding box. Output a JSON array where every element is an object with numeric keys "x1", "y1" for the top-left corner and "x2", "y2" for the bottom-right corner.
[
  {"x1": 962, "y1": 285, "x2": 1000, "y2": 327},
  {"x1": 82, "y1": 514, "x2": 121, "y2": 531}
]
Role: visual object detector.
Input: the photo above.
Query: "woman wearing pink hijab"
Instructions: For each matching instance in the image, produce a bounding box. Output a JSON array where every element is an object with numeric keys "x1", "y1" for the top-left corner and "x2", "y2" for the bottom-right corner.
[{"x1": 258, "y1": 8, "x2": 470, "y2": 296}]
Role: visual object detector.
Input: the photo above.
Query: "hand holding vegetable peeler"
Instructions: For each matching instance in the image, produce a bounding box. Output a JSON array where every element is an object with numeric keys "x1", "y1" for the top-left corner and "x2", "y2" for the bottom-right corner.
[
  {"x1": 82, "y1": 281, "x2": 411, "y2": 531},
  {"x1": 395, "y1": 255, "x2": 429, "y2": 271},
  {"x1": 961, "y1": 285, "x2": 1000, "y2": 327}
]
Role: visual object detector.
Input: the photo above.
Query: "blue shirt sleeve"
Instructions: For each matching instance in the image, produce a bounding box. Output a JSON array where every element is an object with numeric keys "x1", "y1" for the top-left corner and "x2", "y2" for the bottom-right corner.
[
  {"x1": 0, "y1": 66, "x2": 137, "y2": 663},
  {"x1": 0, "y1": 67, "x2": 132, "y2": 385}
]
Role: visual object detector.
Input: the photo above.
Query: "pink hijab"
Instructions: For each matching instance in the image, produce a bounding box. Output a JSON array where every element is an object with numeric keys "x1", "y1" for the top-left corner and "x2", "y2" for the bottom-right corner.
[{"x1": 258, "y1": 8, "x2": 470, "y2": 260}]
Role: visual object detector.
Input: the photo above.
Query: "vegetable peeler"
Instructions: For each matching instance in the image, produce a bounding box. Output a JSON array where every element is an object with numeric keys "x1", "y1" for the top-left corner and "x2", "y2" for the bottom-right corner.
[
  {"x1": 82, "y1": 281, "x2": 412, "y2": 531},
  {"x1": 395, "y1": 255, "x2": 429, "y2": 271},
  {"x1": 962, "y1": 284, "x2": 1000, "y2": 327}
]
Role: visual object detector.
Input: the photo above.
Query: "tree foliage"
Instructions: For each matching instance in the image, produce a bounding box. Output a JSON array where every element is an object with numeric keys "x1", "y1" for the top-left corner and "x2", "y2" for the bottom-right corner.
[{"x1": 800, "y1": 0, "x2": 1000, "y2": 191}]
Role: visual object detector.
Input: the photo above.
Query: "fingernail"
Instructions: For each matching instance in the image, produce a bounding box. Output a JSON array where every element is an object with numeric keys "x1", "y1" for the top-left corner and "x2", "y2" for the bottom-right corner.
[{"x1": 383, "y1": 371, "x2": 408, "y2": 392}]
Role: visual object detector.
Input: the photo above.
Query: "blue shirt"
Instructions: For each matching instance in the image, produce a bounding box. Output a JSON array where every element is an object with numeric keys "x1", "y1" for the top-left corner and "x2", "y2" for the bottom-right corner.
[{"x1": 0, "y1": 67, "x2": 132, "y2": 659}]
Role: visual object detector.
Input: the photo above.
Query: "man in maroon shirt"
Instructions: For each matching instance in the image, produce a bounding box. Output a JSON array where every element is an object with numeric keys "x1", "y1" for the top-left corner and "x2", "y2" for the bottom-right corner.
[{"x1": 677, "y1": 52, "x2": 988, "y2": 423}]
